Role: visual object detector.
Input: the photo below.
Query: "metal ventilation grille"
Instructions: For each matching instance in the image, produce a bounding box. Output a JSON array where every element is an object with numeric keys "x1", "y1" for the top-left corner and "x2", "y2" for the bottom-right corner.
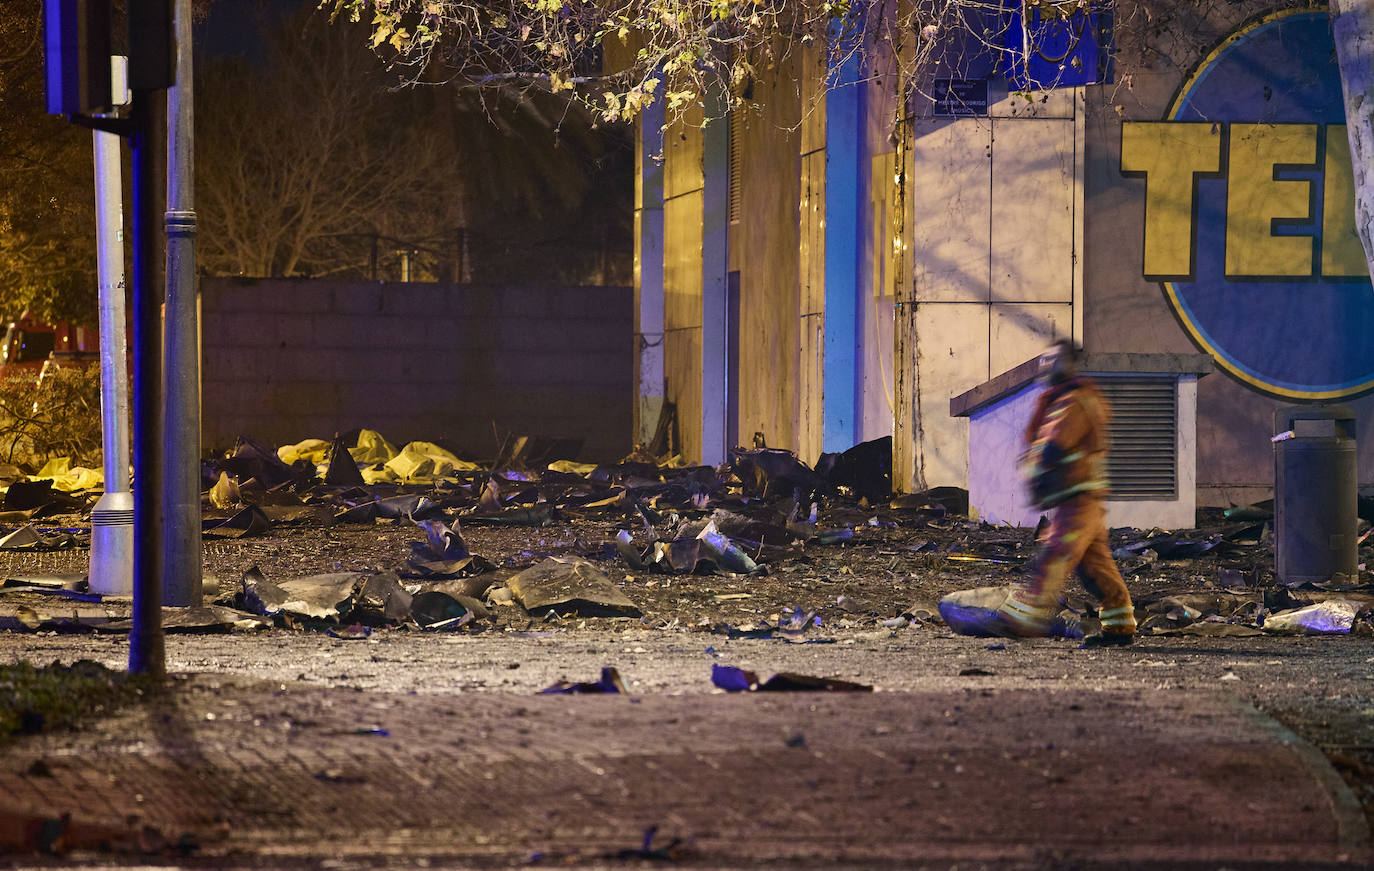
[
  {"x1": 728, "y1": 110, "x2": 743, "y2": 224},
  {"x1": 1097, "y1": 376, "x2": 1177, "y2": 500}
]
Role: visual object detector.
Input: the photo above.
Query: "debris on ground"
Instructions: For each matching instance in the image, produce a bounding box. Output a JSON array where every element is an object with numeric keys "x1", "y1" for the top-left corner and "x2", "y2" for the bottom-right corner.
[
  {"x1": 0, "y1": 427, "x2": 1366, "y2": 642},
  {"x1": 540, "y1": 666, "x2": 627, "y2": 694},
  {"x1": 937, "y1": 587, "x2": 1082, "y2": 640},
  {"x1": 202, "y1": 506, "x2": 271, "y2": 540},
  {"x1": 507, "y1": 558, "x2": 641, "y2": 618},
  {"x1": 405, "y1": 519, "x2": 492, "y2": 578},
  {"x1": 357, "y1": 571, "x2": 414, "y2": 624},
  {"x1": 239, "y1": 567, "x2": 360, "y2": 621},
  {"x1": 132, "y1": 605, "x2": 269, "y2": 634},
  {"x1": 710, "y1": 663, "x2": 872, "y2": 692},
  {"x1": 612, "y1": 825, "x2": 692, "y2": 861},
  {"x1": 410, "y1": 590, "x2": 487, "y2": 630},
  {"x1": 708, "y1": 606, "x2": 829, "y2": 642},
  {"x1": 1262, "y1": 600, "x2": 1363, "y2": 635},
  {"x1": 0, "y1": 525, "x2": 85, "y2": 551}
]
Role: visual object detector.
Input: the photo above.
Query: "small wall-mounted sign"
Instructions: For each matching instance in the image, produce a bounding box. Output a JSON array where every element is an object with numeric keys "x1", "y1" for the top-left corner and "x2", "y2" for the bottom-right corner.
[{"x1": 933, "y1": 79, "x2": 989, "y2": 117}]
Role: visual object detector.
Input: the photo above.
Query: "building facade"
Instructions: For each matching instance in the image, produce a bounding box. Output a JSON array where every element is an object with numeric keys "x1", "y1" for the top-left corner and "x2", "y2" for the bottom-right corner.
[{"x1": 632, "y1": 1, "x2": 1374, "y2": 508}]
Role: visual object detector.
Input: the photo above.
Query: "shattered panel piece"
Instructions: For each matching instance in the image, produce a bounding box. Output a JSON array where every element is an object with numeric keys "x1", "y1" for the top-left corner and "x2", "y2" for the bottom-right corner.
[
  {"x1": 615, "y1": 530, "x2": 647, "y2": 570},
  {"x1": 540, "y1": 666, "x2": 627, "y2": 694},
  {"x1": 415, "y1": 519, "x2": 470, "y2": 559},
  {"x1": 712, "y1": 664, "x2": 872, "y2": 692},
  {"x1": 326, "y1": 623, "x2": 373, "y2": 640},
  {"x1": 334, "y1": 501, "x2": 378, "y2": 524},
  {"x1": 729, "y1": 448, "x2": 826, "y2": 500},
  {"x1": 207, "y1": 472, "x2": 242, "y2": 510},
  {"x1": 325, "y1": 434, "x2": 366, "y2": 486},
  {"x1": 0, "y1": 606, "x2": 117, "y2": 632},
  {"x1": 710, "y1": 663, "x2": 760, "y2": 692},
  {"x1": 0, "y1": 526, "x2": 43, "y2": 550},
  {"x1": 696, "y1": 521, "x2": 762, "y2": 574},
  {"x1": 507, "y1": 558, "x2": 642, "y2": 618},
  {"x1": 223, "y1": 436, "x2": 297, "y2": 489},
  {"x1": 410, "y1": 590, "x2": 474, "y2": 630},
  {"x1": 1, "y1": 574, "x2": 85, "y2": 591},
  {"x1": 275, "y1": 574, "x2": 363, "y2": 621},
  {"x1": 706, "y1": 509, "x2": 792, "y2": 546},
  {"x1": 425, "y1": 575, "x2": 497, "y2": 602},
  {"x1": 357, "y1": 571, "x2": 414, "y2": 623},
  {"x1": 374, "y1": 495, "x2": 441, "y2": 520},
  {"x1": 160, "y1": 605, "x2": 270, "y2": 633},
  {"x1": 1170, "y1": 622, "x2": 1265, "y2": 637},
  {"x1": 654, "y1": 539, "x2": 706, "y2": 574},
  {"x1": 405, "y1": 519, "x2": 493, "y2": 578},
  {"x1": 1263, "y1": 600, "x2": 1360, "y2": 635},
  {"x1": 240, "y1": 567, "x2": 290, "y2": 616},
  {"x1": 202, "y1": 506, "x2": 272, "y2": 540},
  {"x1": 465, "y1": 504, "x2": 554, "y2": 527}
]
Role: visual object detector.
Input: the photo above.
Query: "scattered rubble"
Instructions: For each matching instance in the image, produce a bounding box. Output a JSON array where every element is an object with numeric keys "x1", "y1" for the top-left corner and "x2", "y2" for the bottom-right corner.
[
  {"x1": 937, "y1": 587, "x2": 1083, "y2": 639},
  {"x1": 710, "y1": 663, "x2": 873, "y2": 692},
  {"x1": 507, "y1": 558, "x2": 641, "y2": 619},
  {"x1": 0, "y1": 428, "x2": 1365, "y2": 641},
  {"x1": 1262, "y1": 600, "x2": 1363, "y2": 635},
  {"x1": 540, "y1": 666, "x2": 627, "y2": 694}
]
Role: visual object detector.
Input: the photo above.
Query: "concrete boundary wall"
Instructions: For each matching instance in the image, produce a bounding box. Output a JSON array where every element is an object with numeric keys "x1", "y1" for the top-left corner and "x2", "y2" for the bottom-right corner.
[{"x1": 200, "y1": 278, "x2": 633, "y2": 462}]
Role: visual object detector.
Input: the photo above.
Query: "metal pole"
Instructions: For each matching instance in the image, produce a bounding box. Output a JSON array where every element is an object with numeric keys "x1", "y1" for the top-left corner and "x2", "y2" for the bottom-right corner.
[
  {"x1": 162, "y1": 0, "x2": 201, "y2": 606},
  {"x1": 89, "y1": 56, "x2": 134, "y2": 597},
  {"x1": 129, "y1": 87, "x2": 166, "y2": 678}
]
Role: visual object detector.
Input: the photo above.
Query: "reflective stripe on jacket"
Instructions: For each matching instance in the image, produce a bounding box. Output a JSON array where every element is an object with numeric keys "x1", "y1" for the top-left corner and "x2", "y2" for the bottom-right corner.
[{"x1": 1020, "y1": 376, "x2": 1110, "y2": 509}]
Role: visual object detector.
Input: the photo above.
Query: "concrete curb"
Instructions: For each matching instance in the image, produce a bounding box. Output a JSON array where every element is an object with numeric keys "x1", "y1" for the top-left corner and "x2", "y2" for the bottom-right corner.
[{"x1": 1231, "y1": 694, "x2": 1371, "y2": 860}]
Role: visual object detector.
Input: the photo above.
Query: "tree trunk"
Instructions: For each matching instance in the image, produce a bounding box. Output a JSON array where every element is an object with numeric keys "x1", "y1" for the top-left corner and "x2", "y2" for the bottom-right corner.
[{"x1": 1332, "y1": 0, "x2": 1374, "y2": 271}]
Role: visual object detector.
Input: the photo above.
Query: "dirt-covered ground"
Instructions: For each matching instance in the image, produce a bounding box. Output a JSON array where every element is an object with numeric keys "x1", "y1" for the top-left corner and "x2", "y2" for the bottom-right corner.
[{"x1": 0, "y1": 446, "x2": 1370, "y2": 837}]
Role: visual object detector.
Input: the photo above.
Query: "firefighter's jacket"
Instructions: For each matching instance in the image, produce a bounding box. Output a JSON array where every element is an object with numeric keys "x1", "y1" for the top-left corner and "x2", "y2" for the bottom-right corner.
[{"x1": 1020, "y1": 375, "x2": 1110, "y2": 510}]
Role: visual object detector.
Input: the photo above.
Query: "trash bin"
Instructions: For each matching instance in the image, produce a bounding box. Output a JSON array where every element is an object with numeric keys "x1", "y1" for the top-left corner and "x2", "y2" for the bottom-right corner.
[{"x1": 1273, "y1": 405, "x2": 1358, "y2": 586}]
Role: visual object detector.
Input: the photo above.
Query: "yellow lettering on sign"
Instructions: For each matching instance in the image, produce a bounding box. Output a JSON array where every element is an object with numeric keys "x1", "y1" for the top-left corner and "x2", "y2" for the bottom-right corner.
[
  {"x1": 1120, "y1": 122, "x2": 1221, "y2": 278},
  {"x1": 1322, "y1": 125, "x2": 1368, "y2": 278},
  {"x1": 1225, "y1": 123, "x2": 1317, "y2": 278}
]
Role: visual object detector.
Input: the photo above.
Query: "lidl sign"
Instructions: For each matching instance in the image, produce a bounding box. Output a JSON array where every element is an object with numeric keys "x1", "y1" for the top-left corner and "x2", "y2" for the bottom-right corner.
[{"x1": 1120, "y1": 9, "x2": 1372, "y2": 400}]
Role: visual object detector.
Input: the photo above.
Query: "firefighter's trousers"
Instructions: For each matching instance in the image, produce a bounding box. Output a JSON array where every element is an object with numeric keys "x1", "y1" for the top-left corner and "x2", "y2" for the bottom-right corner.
[{"x1": 999, "y1": 495, "x2": 1136, "y2": 636}]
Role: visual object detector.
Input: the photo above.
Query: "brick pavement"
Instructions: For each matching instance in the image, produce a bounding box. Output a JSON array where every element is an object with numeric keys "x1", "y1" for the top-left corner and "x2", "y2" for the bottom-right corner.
[{"x1": 0, "y1": 675, "x2": 1366, "y2": 868}]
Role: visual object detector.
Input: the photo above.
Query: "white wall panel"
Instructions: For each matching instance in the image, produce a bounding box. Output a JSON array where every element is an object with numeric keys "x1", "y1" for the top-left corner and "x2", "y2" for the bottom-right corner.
[
  {"x1": 990, "y1": 118, "x2": 1074, "y2": 303},
  {"x1": 989, "y1": 302, "x2": 1073, "y2": 374},
  {"x1": 914, "y1": 302, "x2": 989, "y2": 487},
  {"x1": 910, "y1": 119, "x2": 991, "y2": 303}
]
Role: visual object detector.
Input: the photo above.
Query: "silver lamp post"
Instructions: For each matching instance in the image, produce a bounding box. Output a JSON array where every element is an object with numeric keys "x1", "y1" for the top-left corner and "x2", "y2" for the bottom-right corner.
[{"x1": 89, "y1": 56, "x2": 133, "y2": 597}]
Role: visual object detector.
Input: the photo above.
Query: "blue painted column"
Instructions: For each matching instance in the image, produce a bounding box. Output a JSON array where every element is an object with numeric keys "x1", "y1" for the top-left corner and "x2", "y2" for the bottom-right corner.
[{"x1": 822, "y1": 45, "x2": 863, "y2": 452}]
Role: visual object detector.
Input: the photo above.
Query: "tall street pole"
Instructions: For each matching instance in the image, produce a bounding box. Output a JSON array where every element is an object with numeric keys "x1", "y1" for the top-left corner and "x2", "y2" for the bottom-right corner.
[
  {"x1": 163, "y1": 0, "x2": 202, "y2": 606},
  {"x1": 128, "y1": 81, "x2": 167, "y2": 678},
  {"x1": 89, "y1": 56, "x2": 134, "y2": 597},
  {"x1": 127, "y1": 0, "x2": 175, "y2": 677}
]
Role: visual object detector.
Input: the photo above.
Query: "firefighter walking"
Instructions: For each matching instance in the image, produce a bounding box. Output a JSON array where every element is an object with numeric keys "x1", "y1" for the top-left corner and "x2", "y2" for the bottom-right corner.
[{"x1": 988, "y1": 340, "x2": 1137, "y2": 646}]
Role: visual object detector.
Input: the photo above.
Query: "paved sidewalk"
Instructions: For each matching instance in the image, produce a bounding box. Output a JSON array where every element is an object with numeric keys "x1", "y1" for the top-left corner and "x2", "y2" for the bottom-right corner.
[{"x1": 0, "y1": 673, "x2": 1366, "y2": 868}]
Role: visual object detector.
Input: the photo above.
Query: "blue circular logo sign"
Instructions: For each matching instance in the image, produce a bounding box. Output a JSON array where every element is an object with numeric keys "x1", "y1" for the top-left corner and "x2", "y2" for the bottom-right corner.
[{"x1": 1126, "y1": 9, "x2": 1373, "y2": 400}]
